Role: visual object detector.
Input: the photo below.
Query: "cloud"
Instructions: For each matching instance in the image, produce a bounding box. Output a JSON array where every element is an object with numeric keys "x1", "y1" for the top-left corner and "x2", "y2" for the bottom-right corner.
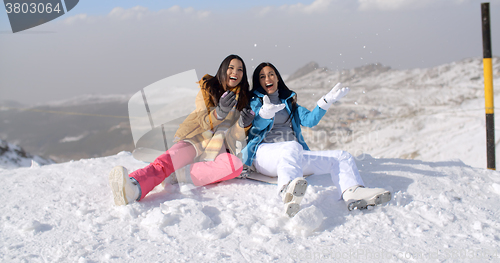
[
  {"x1": 257, "y1": 0, "x2": 334, "y2": 16},
  {"x1": 108, "y1": 6, "x2": 150, "y2": 20},
  {"x1": 161, "y1": 5, "x2": 210, "y2": 19},
  {"x1": 106, "y1": 5, "x2": 211, "y2": 20},
  {"x1": 257, "y1": 6, "x2": 273, "y2": 16},
  {"x1": 62, "y1": 5, "x2": 211, "y2": 25},
  {"x1": 357, "y1": 0, "x2": 469, "y2": 11},
  {"x1": 63, "y1": 13, "x2": 88, "y2": 25}
]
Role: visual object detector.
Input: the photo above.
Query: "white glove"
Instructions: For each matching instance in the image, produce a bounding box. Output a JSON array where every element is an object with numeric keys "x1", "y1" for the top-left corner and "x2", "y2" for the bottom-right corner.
[
  {"x1": 259, "y1": 95, "x2": 286, "y2": 119},
  {"x1": 317, "y1": 82, "x2": 350, "y2": 110}
]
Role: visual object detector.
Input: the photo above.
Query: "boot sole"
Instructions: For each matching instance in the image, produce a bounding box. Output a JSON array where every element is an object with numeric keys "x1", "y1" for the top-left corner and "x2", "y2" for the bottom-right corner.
[
  {"x1": 283, "y1": 178, "x2": 308, "y2": 217},
  {"x1": 285, "y1": 203, "x2": 300, "y2": 218},
  {"x1": 109, "y1": 167, "x2": 128, "y2": 206},
  {"x1": 347, "y1": 191, "x2": 391, "y2": 211}
]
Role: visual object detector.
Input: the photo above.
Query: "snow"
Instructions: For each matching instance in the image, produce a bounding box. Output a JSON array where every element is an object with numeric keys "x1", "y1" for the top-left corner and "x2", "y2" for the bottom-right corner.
[
  {"x1": 1, "y1": 151, "x2": 500, "y2": 262},
  {"x1": 0, "y1": 140, "x2": 53, "y2": 169},
  {"x1": 1, "y1": 58, "x2": 500, "y2": 262}
]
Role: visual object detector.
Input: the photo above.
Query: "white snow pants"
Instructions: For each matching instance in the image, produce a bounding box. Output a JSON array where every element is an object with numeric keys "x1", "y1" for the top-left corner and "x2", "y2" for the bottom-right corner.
[{"x1": 253, "y1": 141, "x2": 365, "y2": 199}]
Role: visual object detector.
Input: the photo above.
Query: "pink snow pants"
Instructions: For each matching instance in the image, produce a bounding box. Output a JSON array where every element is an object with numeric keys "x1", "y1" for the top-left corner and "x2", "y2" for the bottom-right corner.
[{"x1": 130, "y1": 141, "x2": 243, "y2": 200}]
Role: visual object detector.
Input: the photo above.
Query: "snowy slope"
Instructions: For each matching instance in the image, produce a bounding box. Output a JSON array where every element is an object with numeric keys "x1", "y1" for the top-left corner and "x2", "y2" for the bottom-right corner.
[{"x1": 1, "y1": 152, "x2": 500, "y2": 262}]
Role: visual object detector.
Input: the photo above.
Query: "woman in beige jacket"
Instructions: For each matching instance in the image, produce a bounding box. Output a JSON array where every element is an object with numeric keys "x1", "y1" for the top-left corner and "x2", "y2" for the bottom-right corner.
[{"x1": 109, "y1": 54, "x2": 254, "y2": 205}]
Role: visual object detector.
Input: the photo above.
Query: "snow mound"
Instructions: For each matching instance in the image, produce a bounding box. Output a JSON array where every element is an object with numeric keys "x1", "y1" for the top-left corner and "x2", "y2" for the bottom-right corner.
[
  {"x1": 0, "y1": 139, "x2": 53, "y2": 169},
  {"x1": 286, "y1": 205, "x2": 324, "y2": 237},
  {"x1": 1, "y1": 152, "x2": 500, "y2": 262}
]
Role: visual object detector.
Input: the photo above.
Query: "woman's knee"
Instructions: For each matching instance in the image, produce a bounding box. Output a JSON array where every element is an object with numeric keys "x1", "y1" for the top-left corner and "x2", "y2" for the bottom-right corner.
[
  {"x1": 217, "y1": 153, "x2": 243, "y2": 173},
  {"x1": 283, "y1": 141, "x2": 303, "y2": 154},
  {"x1": 339, "y1": 151, "x2": 354, "y2": 161}
]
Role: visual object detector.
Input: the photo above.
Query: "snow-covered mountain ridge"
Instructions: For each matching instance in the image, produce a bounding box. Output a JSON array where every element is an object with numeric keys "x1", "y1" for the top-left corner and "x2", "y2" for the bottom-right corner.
[
  {"x1": 290, "y1": 57, "x2": 499, "y2": 109},
  {"x1": 287, "y1": 57, "x2": 500, "y2": 168}
]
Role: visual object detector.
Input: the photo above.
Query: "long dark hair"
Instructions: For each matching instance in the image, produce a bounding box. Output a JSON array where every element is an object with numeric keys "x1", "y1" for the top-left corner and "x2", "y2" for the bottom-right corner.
[
  {"x1": 252, "y1": 62, "x2": 297, "y2": 113},
  {"x1": 204, "y1": 54, "x2": 250, "y2": 111}
]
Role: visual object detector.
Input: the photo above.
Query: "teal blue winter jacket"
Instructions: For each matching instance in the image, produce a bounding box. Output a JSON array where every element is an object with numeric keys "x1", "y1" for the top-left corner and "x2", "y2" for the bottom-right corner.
[{"x1": 242, "y1": 88, "x2": 327, "y2": 166}]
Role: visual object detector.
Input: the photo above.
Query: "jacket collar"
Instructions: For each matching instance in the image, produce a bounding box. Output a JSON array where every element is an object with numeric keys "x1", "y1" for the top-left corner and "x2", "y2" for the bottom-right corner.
[{"x1": 253, "y1": 87, "x2": 295, "y2": 100}]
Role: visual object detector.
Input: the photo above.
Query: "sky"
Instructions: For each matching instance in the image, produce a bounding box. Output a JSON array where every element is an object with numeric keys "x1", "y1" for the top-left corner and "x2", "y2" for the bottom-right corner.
[{"x1": 0, "y1": 0, "x2": 499, "y2": 105}]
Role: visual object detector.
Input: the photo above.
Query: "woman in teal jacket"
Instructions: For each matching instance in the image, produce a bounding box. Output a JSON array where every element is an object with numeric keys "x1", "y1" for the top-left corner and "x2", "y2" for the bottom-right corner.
[{"x1": 242, "y1": 62, "x2": 391, "y2": 217}]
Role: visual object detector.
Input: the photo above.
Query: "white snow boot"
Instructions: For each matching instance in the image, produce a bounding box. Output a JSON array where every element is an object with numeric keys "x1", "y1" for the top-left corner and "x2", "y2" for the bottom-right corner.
[
  {"x1": 280, "y1": 177, "x2": 308, "y2": 217},
  {"x1": 343, "y1": 185, "x2": 391, "y2": 211},
  {"x1": 109, "y1": 166, "x2": 140, "y2": 206}
]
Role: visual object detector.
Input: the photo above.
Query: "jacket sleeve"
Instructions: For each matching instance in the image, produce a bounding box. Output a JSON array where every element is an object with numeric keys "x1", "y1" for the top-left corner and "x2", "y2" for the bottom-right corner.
[
  {"x1": 243, "y1": 123, "x2": 252, "y2": 136},
  {"x1": 194, "y1": 88, "x2": 224, "y2": 131},
  {"x1": 296, "y1": 104, "x2": 327, "y2": 128}
]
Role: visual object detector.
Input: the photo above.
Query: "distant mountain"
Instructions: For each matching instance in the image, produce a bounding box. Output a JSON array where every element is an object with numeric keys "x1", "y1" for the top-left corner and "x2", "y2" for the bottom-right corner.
[
  {"x1": 287, "y1": 61, "x2": 323, "y2": 82},
  {"x1": 0, "y1": 139, "x2": 54, "y2": 169}
]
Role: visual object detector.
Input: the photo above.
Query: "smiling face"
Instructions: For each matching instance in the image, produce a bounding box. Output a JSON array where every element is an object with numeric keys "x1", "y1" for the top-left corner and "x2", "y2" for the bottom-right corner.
[
  {"x1": 259, "y1": 66, "x2": 279, "y2": 94},
  {"x1": 226, "y1": 59, "x2": 244, "y2": 89}
]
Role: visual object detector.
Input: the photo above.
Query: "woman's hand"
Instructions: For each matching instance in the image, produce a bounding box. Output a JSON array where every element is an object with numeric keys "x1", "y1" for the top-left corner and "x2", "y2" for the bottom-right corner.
[
  {"x1": 259, "y1": 95, "x2": 286, "y2": 119},
  {"x1": 325, "y1": 83, "x2": 349, "y2": 103},
  {"x1": 238, "y1": 107, "x2": 255, "y2": 128},
  {"x1": 318, "y1": 83, "x2": 350, "y2": 110},
  {"x1": 215, "y1": 91, "x2": 237, "y2": 119}
]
